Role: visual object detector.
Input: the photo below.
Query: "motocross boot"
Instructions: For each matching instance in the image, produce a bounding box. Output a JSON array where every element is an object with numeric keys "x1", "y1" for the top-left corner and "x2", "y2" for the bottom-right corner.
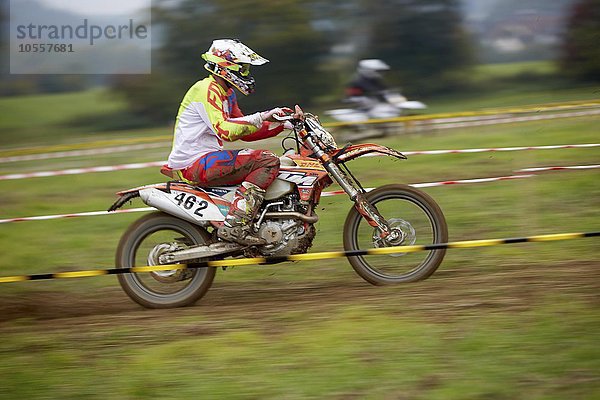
[{"x1": 217, "y1": 182, "x2": 267, "y2": 246}]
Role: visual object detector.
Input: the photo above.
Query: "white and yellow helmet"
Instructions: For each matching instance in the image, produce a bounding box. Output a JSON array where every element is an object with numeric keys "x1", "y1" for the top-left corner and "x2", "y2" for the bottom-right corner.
[{"x1": 202, "y1": 39, "x2": 269, "y2": 95}]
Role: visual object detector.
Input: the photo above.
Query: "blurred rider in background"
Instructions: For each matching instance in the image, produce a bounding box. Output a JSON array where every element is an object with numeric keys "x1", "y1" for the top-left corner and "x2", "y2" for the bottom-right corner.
[
  {"x1": 345, "y1": 59, "x2": 391, "y2": 108},
  {"x1": 164, "y1": 38, "x2": 293, "y2": 246}
]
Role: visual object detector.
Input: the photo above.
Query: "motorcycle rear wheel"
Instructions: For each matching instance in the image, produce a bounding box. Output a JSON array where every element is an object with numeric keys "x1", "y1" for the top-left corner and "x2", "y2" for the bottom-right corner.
[
  {"x1": 343, "y1": 184, "x2": 448, "y2": 285},
  {"x1": 116, "y1": 212, "x2": 216, "y2": 308}
]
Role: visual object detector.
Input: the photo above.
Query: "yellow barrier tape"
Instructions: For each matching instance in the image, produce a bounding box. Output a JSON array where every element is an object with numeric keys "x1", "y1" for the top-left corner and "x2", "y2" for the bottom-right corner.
[
  {"x1": 447, "y1": 239, "x2": 505, "y2": 249},
  {"x1": 2, "y1": 100, "x2": 599, "y2": 157},
  {"x1": 366, "y1": 245, "x2": 426, "y2": 255},
  {"x1": 528, "y1": 232, "x2": 583, "y2": 242},
  {"x1": 53, "y1": 270, "x2": 108, "y2": 279},
  {"x1": 130, "y1": 264, "x2": 187, "y2": 273},
  {"x1": 0, "y1": 276, "x2": 29, "y2": 283},
  {"x1": 288, "y1": 251, "x2": 348, "y2": 261},
  {"x1": 323, "y1": 100, "x2": 600, "y2": 128},
  {"x1": 0, "y1": 231, "x2": 596, "y2": 284},
  {"x1": 209, "y1": 258, "x2": 267, "y2": 268}
]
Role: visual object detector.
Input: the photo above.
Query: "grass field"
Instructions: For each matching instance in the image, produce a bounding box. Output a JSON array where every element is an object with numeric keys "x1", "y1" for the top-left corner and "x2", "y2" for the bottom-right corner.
[{"x1": 0, "y1": 108, "x2": 598, "y2": 398}]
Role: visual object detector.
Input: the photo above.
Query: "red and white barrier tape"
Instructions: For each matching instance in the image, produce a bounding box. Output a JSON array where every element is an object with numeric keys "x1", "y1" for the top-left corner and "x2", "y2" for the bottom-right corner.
[
  {"x1": 401, "y1": 143, "x2": 599, "y2": 156},
  {"x1": 411, "y1": 174, "x2": 535, "y2": 188},
  {"x1": 417, "y1": 109, "x2": 600, "y2": 130},
  {"x1": 0, "y1": 174, "x2": 534, "y2": 224},
  {"x1": 1, "y1": 143, "x2": 598, "y2": 181},
  {"x1": 0, "y1": 143, "x2": 167, "y2": 164},
  {"x1": 0, "y1": 207, "x2": 153, "y2": 224},
  {"x1": 320, "y1": 174, "x2": 534, "y2": 197},
  {"x1": 0, "y1": 161, "x2": 165, "y2": 181},
  {"x1": 517, "y1": 164, "x2": 600, "y2": 173}
]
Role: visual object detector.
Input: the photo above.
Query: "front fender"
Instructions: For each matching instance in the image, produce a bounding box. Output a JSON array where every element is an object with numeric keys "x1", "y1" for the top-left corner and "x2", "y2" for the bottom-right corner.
[{"x1": 331, "y1": 143, "x2": 406, "y2": 163}]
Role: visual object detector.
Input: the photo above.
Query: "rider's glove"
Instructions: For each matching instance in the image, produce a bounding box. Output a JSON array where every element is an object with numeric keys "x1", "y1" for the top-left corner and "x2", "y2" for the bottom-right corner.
[
  {"x1": 260, "y1": 107, "x2": 293, "y2": 123},
  {"x1": 283, "y1": 121, "x2": 294, "y2": 130}
]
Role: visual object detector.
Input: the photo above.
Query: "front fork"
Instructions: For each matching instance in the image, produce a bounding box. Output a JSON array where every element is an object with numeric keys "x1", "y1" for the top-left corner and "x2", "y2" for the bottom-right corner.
[
  {"x1": 302, "y1": 134, "x2": 392, "y2": 239},
  {"x1": 352, "y1": 193, "x2": 391, "y2": 238}
]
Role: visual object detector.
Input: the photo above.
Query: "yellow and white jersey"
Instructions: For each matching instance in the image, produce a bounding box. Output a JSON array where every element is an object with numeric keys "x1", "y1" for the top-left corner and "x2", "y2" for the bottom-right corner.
[{"x1": 168, "y1": 75, "x2": 280, "y2": 170}]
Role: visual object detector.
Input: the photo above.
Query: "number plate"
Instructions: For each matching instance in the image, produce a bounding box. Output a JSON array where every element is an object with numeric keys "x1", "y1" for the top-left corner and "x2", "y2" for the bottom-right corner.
[{"x1": 167, "y1": 190, "x2": 225, "y2": 221}]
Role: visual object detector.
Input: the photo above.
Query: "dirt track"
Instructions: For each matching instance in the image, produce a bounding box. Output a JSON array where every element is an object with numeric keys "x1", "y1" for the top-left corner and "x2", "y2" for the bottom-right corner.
[{"x1": 1, "y1": 261, "x2": 598, "y2": 335}]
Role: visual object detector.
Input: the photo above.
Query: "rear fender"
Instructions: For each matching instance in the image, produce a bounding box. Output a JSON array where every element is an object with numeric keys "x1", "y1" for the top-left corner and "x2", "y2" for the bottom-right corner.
[
  {"x1": 108, "y1": 182, "x2": 230, "y2": 220},
  {"x1": 139, "y1": 187, "x2": 227, "y2": 223},
  {"x1": 109, "y1": 183, "x2": 176, "y2": 212}
]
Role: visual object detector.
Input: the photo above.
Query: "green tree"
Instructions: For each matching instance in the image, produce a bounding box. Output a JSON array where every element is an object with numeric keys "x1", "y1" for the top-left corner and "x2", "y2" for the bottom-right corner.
[
  {"x1": 561, "y1": 0, "x2": 600, "y2": 81},
  {"x1": 364, "y1": 0, "x2": 474, "y2": 95},
  {"x1": 113, "y1": 0, "x2": 332, "y2": 123},
  {"x1": 114, "y1": 0, "x2": 477, "y2": 120}
]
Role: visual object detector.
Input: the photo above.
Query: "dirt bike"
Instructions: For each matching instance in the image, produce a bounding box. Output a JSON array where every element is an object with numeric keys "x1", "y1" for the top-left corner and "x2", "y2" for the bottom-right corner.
[
  {"x1": 108, "y1": 109, "x2": 448, "y2": 308},
  {"x1": 326, "y1": 89, "x2": 427, "y2": 123},
  {"x1": 325, "y1": 89, "x2": 427, "y2": 141}
]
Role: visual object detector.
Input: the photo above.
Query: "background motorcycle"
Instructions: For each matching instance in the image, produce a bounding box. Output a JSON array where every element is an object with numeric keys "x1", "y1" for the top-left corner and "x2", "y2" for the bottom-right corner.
[
  {"x1": 109, "y1": 110, "x2": 447, "y2": 308},
  {"x1": 325, "y1": 89, "x2": 427, "y2": 141}
]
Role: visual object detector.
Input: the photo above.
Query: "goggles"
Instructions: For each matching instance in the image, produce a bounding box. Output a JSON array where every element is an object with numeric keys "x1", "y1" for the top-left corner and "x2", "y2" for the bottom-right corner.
[
  {"x1": 238, "y1": 63, "x2": 250, "y2": 77},
  {"x1": 202, "y1": 53, "x2": 251, "y2": 76}
]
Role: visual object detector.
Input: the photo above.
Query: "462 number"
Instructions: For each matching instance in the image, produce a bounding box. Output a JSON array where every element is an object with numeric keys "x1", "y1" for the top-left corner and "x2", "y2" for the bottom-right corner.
[{"x1": 174, "y1": 192, "x2": 209, "y2": 217}]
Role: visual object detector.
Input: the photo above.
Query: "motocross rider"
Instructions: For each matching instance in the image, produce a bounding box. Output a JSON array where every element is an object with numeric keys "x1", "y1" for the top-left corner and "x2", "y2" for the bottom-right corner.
[
  {"x1": 345, "y1": 59, "x2": 390, "y2": 109},
  {"x1": 165, "y1": 39, "x2": 294, "y2": 246}
]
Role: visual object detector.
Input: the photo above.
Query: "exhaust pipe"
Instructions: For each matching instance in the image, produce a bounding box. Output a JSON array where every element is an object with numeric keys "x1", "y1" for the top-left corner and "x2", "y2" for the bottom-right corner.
[{"x1": 159, "y1": 242, "x2": 243, "y2": 264}]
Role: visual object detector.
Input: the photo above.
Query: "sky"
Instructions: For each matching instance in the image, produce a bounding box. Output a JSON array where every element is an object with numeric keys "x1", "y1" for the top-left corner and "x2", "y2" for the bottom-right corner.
[{"x1": 37, "y1": 0, "x2": 150, "y2": 16}]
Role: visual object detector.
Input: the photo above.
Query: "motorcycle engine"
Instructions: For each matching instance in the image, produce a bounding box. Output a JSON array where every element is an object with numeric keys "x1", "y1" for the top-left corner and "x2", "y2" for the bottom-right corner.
[{"x1": 255, "y1": 194, "x2": 316, "y2": 257}]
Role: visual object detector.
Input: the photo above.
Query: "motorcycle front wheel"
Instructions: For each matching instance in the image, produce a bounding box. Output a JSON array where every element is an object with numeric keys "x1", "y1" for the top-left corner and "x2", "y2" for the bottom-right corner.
[
  {"x1": 116, "y1": 212, "x2": 216, "y2": 308},
  {"x1": 343, "y1": 184, "x2": 448, "y2": 285}
]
